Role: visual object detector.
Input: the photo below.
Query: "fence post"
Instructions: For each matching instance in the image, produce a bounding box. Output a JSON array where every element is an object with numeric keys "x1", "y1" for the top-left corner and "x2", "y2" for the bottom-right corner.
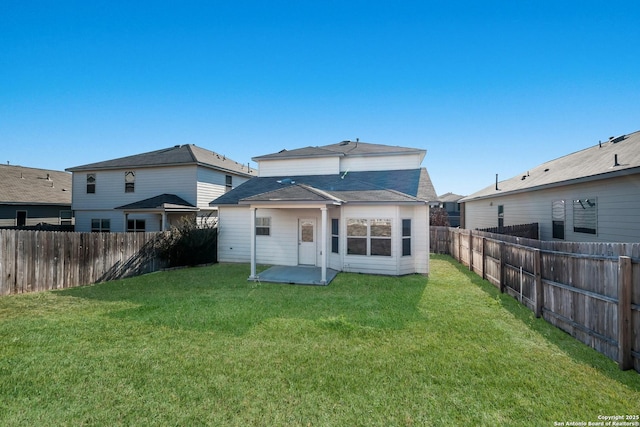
[
  {"x1": 468, "y1": 231, "x2": 473, "y2": 271},
  {"x1": 481, "y1": 237, "x2": 486, "y2": 280},
  {"x1": 618, "y1": 256, "x2": 632, "y2": 370},
  {"x1": 534, "y1": 249, "x2": 543, "y2": 318},
  {"x1": 499, "y1": 241, "x2": 505, "y2": 293}
]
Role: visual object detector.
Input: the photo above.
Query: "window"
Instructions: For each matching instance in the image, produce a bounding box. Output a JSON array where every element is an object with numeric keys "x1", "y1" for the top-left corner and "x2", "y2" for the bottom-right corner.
[
  {"x1": 347, "y1": 219, "x2": 367, "y2": 255},
  {"x1": 331, "y1": 218, "x2": 339, "y2": 254},
  {"x1": 573, "y1": 198, "x2": 597, "y2": 235},
  {"x1": 552, "y1": 200, "x2": 565, "y2": 240},
  {"x1": 347, "y1": 218, "x2": 392, "y2": 257},
  {"x1": 86, "y1": 174, "x2": 96, "y2": 194},
  {"x1": 16, "y1": 211, "x2": 27, "y2": 227},
  {"x1": 60, "y1": 210, "x2": 73, "y2": 226},
  {"x1": 125, "y1": 171, "x2": 135, "y2": 193},
  {"x1": 256, "y1": 217, "x2": 271, "y2": 236},
  {"x1": 370, "y1": 219, "x2": 391, "y2": 256},
  {"x1": 497, "y1": 205, "x2": 504, "y2": 229},
  {"x1": 225, "y1": 175, "x2": 232, "y2": 193},
  {"x1": 127, "y1": 219, "x2": 145, "y2": 232},
  {"x1": 91, "y1": 219, "x2": 110, "y2": 232},
  {"x1": 402, "y1": 219, "x2": 412, "y2": 256}
]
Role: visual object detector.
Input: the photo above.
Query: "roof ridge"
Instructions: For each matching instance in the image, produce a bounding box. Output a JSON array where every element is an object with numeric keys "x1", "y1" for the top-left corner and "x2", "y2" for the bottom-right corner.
[{"x1": 297, "y1": 183, "x2": 344, "y2": 203}]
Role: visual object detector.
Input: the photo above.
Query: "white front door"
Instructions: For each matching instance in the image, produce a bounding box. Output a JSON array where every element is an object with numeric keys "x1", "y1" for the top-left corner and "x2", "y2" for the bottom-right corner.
[{"x1": 298, "y1": 218, "x2": 316, "y2": 265}]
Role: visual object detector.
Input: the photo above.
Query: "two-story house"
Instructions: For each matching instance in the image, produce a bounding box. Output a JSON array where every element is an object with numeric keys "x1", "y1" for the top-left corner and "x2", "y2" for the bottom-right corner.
[
  {"x1": 67, "y1": 144, "x2": 255, "y2": 232},
  {"x1": 212, "y1": 140, "x2": 437, "y2": 284}
]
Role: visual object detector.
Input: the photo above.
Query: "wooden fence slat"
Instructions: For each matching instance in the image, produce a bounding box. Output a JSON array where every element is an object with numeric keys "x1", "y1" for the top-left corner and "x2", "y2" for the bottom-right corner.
[
  {"x1": 619, "y1": 256, "x2": 633, "y2": 370},
  {"x1": 534, "y1": 249, "x2": 543, "y2": 318}
]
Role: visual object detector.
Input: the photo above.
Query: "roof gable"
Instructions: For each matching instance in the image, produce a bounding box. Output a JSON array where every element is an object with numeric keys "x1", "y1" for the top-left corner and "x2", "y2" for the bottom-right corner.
[
  {"x1": 0, "y1": 165, "x2": 72, "y2": 205},
  {"x1": 115, "y1": 193, "x2": 196, "y2": 210},
  {"x1": 463, "y1": 130, "x2": 640, "y2": 201},
  {"x1": 67, "y1": 144, "x2": 255, "y2": 176}
]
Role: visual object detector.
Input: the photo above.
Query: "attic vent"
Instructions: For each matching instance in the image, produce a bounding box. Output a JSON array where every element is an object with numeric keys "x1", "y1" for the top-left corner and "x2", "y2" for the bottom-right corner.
[
  {"x1": 339, "y1": 140, "x2": 350, "y2": 146},
  {"x1": 610, "y1": 135, "x2": 626, "y2": 143},
  {"x1": 278, "y1": 149, "x2": 287, "y2": 153},
  {"x1": 276, "y1": 178, "x2": 295, "y2": 185}
]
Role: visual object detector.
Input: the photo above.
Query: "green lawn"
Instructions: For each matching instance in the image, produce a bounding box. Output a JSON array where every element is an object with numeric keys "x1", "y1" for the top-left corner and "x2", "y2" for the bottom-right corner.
[{"x1": 1, "y1": 255, "x2": 638, "y2": 426}]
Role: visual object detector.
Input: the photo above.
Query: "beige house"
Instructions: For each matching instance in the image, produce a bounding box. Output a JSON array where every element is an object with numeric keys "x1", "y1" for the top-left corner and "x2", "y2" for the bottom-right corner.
[{"x1": 461, "y1": 130, "x2": 640, "y2": 242}]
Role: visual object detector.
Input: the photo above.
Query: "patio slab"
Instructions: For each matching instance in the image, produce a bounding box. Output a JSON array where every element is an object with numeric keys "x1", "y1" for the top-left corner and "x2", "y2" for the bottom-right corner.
[{"x1": 251, "y1": 265, "x2": 338, "y2": 286}]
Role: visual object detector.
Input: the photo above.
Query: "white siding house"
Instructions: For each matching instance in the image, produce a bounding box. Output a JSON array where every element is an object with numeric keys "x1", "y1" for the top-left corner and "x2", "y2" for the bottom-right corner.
[
  {"x1": 212, "y1": 140, "x2": 437, "y2": 282},
  {"x1": 67, "y1": 145, "x2": 255, "y2": 232},
  {"x1": 461, "y1": 130, "x2": 640, "y2": 242}
]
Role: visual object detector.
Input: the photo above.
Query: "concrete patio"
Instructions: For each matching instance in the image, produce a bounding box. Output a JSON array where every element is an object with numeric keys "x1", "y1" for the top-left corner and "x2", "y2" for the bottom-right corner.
[{"x1": 250, "y1": 265, "x2": 339, "y2": 286}]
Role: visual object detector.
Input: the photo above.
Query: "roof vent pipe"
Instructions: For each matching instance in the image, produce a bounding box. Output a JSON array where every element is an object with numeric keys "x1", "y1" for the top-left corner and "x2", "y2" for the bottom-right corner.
[
  {"x1": 614, "y1": 154, "x2": 620, "y2": 167},
  {"x1": 495, "y1": 173, "x2": 499, "y2": 191}
]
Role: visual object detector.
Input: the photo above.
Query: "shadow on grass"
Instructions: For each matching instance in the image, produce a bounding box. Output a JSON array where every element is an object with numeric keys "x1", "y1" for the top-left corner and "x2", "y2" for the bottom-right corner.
[
  {"x1": 55, "y1": 263, "x2": 428, "y2": 337},
  {"x1": 433, "y1": 254, "x2": 640, "y2": 390}
]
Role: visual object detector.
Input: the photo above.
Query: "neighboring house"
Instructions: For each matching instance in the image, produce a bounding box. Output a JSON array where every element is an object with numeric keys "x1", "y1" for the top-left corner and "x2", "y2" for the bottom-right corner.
[
  {"x1": 212, "y1": 140, "x2": 437, "y2": 282},
  {"x1": 437, "y1": 192, "x2": 464, "y2": 227},
  {"x1": 0, "y1": 164, "x2": 73, "y2": 228},
  {"x1": 460, "y1": 130, "x2": 640, "y2": 242},
  {"x1": 66, "y1": 145, "x2": 255, "y2": 232}
]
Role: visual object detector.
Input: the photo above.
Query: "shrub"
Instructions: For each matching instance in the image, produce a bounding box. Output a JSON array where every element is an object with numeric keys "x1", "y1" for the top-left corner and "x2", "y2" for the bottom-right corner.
[{"x1": 156, "y1": 215, "x2": 218, "y2": 267}]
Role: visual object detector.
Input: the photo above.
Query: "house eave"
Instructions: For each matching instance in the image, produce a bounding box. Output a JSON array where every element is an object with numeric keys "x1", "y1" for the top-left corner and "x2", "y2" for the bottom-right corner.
[
  {"x1": 462, "y1": 166, "x2": 640, "y2": 202},
  {"x1": 66, "y1": 162, "x2": 254, "y2": 177},
  {"x1": 238, "y1": 200, "x2": 342, "y2": 209}
]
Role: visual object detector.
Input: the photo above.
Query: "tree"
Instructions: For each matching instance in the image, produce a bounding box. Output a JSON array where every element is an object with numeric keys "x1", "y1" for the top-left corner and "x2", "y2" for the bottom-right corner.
[{"x1": 430, "y1": 207, "x2": 450, "y2": 227}]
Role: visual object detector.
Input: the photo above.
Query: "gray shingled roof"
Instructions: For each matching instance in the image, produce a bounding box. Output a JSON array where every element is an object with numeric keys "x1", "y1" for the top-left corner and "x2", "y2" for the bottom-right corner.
[
  {"x1": 252, "y1": 140, "x2": 426, "y2": 161},
  {"x1": 115, "y1": 194, "x2": 196, "y2": 210},
  {"x1": 211, "y1": 168, "x2": 437, "y2": 206},
  {"x1": 0, "y1": 165, "x2": 72, "y2": 205},
  {"x1": 67, "y1": 144, "x2": 256, "y2": 177},
  {"x1": 438, "y1": 192, "x2": 466, "y2": 203},
  {"x1": 462, "y1": 130, "x2": 640, "y2": 202},
  {"x1": 241, "y1": 184, "x2": 345, "y2": 203}
]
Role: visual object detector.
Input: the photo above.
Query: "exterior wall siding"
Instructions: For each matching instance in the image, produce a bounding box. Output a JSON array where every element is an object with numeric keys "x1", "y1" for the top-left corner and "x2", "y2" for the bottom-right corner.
[
  {"x1": 258, "y1": 158, "x2": 339, "y2": 177},
  {"x1": 219, "y1": 204, "x2": 430, "y2": 275},
  {"x1": 74, "y1": 210, "x2": 137, "y2": 233},
  {"x1": 0, "y1": 205, "x2": 71, "y2": 227},
  {"x1": 71, "y1": 165, "x2": 198, "y2": 211},
  {"x1": 218, "y1": 207, "x2": 251, "y2": 263},
  {"x1": 340, "y1": 153, "x2": 423, "y2": 172},
  {"x1": 464, "y1": 174, "x2": 640, "y2": 242},
  {"x1": 196, "y1": 167, "x2": 252, "y2": 209}
]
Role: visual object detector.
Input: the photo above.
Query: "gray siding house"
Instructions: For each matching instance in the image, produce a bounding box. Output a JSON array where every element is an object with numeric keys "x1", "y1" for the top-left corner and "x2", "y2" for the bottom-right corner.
[
  {"x1": 0, "y1": 164, "x2": 73, "y2": 228},
  {"x1": 67, "y1": 145, "x2": 255, "y2": 232},
  {"x1": 461, "y1": 130, "x2": 640, "y2": 242},
  {"x1": 437, "y1": 192, "x2": 464, "y2": 227},
  {"x1": 212, "y1": 140, "x2": 438, "y2": 283}
]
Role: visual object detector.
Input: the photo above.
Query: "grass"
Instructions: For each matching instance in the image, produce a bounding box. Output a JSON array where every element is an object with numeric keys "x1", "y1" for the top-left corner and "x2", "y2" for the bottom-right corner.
[{"x1": 0, "y1": 254, "x2": 639, "y2": 426}]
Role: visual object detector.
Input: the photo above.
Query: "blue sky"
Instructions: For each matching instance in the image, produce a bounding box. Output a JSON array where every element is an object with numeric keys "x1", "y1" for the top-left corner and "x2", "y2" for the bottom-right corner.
[{"x1": 2, "y1": 1, "x2": 639, "y2": 196}]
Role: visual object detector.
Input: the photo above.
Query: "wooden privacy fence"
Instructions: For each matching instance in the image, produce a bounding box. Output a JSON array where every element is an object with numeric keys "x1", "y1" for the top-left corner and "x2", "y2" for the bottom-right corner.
[
  {"x1": 430, "y1": 226, "x2": 640, "y2": 373},
  {"x1": 0, "y1": 229, "x2": 167, "y2": 295}
]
